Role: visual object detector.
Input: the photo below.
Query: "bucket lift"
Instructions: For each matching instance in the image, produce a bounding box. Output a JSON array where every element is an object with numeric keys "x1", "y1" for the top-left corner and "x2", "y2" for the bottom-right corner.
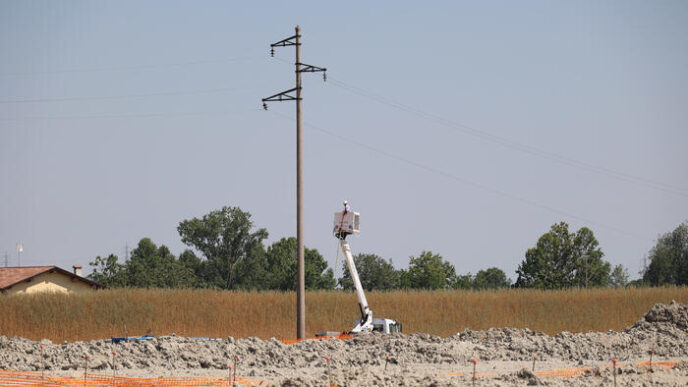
[{"x1": 326, "y1": 201, "x2": 402, "y2": 335}]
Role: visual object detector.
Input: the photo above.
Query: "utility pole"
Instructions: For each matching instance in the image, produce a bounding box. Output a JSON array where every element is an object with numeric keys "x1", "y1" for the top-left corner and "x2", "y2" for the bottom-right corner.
[
  {"x1": 4, "y1": 252, "x2": 7, "y2": 267},
  {"x1": 262, "y1": 26, "x2": 326, "y2": 339}
]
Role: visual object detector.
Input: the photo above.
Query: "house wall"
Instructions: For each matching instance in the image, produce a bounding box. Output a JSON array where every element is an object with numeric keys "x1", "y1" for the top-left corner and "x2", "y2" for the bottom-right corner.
[{"x1": 5, "y1": 272, "x2": 95, "y2": 295}]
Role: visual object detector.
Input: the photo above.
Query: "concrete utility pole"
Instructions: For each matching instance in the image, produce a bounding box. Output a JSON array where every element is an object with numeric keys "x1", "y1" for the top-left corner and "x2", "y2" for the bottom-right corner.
[{"x1": 262, "y1": 26, "x2": 327, "y2": 339}]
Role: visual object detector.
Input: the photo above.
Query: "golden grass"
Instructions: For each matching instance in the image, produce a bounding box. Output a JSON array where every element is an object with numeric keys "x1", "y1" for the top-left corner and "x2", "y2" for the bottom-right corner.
[{"x1": 0, "y1": 287, "x2": 686, "y2": 342}]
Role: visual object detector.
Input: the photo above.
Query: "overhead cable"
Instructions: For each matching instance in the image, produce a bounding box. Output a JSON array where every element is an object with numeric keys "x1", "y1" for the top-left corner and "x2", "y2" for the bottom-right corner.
[
  {"x1": 0, "y1": 56, "x2": 259, "y2": 77},
  {"x1": 0, "y1": 86, "x2": 255, "y2": 104},
  {"x1": 321, "y1": 75, "x2": 688, "y2": 199},
  {"x1": 0, "y1": 109, "x2": 262, "y2": 122},
  {"x1": 268, "y1": 109, "x2": 651, "y2": 242}
]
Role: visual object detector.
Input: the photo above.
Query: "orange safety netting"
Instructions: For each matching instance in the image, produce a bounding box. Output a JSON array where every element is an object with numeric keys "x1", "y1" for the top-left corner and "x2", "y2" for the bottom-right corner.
[
  {"x1": 280, "y1": 334, "x2": 353, "y2": 345},
  {"x1": 442, "y1": 360, "x2": 680, "y2": 379},
  {"x1": 533, "y1": 360, "x2": 679, "y2": 378},
  {"x1": 0, "y1": 370, "x2": 265, "y2": 386},
  {"x1": 0, "y1": 361, "x2": 680, "y2": 386},
  {"x1": 637, "y1": 361, "x2": 678, "y2": 370}
]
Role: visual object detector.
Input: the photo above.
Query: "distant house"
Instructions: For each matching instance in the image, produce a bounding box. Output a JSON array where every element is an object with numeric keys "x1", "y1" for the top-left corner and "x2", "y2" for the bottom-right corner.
[{"x1": 0, "y1": 265, "x2": 104, "y2": 295}]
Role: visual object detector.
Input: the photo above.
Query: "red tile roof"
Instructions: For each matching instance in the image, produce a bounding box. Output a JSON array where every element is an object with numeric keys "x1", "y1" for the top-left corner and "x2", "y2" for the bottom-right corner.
[{"x1": 0, "y1": 266, "x2": 104, "y2": 291}]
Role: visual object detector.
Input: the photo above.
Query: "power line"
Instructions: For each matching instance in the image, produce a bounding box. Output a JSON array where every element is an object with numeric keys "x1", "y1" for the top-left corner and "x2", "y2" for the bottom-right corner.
[
  {"x1": 0, "y1": 56, "x2": 260, "y2": 77},
  {"x1": 267, "y1": 109, "x2": 651, "y2": 242},
  {"x1": 0, "y1": 86, "x2": 256, "y2": 104},
  {"x1": 0, "y1": 109, "x2": 262, "y2": 122},
  {"x1": 3, "y1": 54, "x2": 684, "y2": 197},
  {"x1": 308, "y1": 72, "x2": 688, "y2": 199}
]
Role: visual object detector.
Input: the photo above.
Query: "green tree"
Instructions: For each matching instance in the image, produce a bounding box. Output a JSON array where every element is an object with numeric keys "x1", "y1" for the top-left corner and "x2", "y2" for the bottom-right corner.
[
  {"x1": 126, "y1": 238, "x2": 196, "y2": 288},
  {"x1": 177, "y1": 206, "x2": 268, "y2": 289},
  {"x1": 232, "y1": 242, "x2": 269, "y2": 290},
  {"x1": 572, "y1": 227, "x2": 609, "y2": 287},
  {"x1": 609, "y1": 264, "x2": 630, "y2": 288},
  {"x1": 407, "y1": 251, "x2": 455, "y2": 289},
  {"x1": 179, "y1": 249, "x2": 208, "y2": 287},
  {"x1": 643, "y1": 222, "x2": 688, "y2": 286},
  {"x1": 451, "y1": 273, "x2": 474, "y2": 289},
  {"x1": 264, "y1": 237, "x2": 335, "y2": 290},
  {"x1": 515, "y1": 222, "x2": 610, "y2": 289},
  {"x1": 126, "y1": 238, "x2": 161, "y2": 287},
  {"x1": 338, "y1": 253, "x2": 399, "y2": 290},
  {"x1": 398, "y1": 269, "x2": 412, "y2": 289},
  {"x1": 473, "y1": 267, "x2": 511, "y2": 289},
  {"x1": 88, "y1": 254, "x2": 126, "y2": 287}
]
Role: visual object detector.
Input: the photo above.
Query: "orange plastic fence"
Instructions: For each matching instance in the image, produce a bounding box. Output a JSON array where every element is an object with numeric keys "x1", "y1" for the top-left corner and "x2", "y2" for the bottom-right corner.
[
  {"x1": 280, "y1": 334, "x2": 353, "y2": 345},
  {"x1": 637, "y1": 361, "x2": 678, "y2": 370},
  {"x1": 0, "y1": 361, "x2": 680, "y2": 386},
  {"x1": 0, "y1": 370, "x2": 265, "y2": 386},
  {"x1": 442, "y1": 360, "x2": 680, "y2": 379}
]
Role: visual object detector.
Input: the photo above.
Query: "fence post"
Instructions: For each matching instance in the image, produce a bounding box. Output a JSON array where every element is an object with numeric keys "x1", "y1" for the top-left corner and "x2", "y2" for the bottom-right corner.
[
  {"x1": 471, "y1": 359, "x2": 477, "y2": 387},
  {"x1": 112, "y1": 350, "x2": 117, "y2": 382},
  {"x1": 84, "y1": 354, "x2": 89, "y2": 384},
  {"x1": 612, "y1": 358, "x2": 617, "y2": 387},
  {"x1": 326, "y1": 356, "x2": 332, "y2": 387},
  {"x1": 233, "y1": 355, "x2": 238, "y2": 387},
  {"x1": 40, "y1": 344, "x2": 45, "y2": 380}
]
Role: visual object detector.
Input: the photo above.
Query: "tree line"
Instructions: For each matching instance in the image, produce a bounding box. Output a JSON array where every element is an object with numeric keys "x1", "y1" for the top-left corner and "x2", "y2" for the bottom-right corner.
[{"x1": 88, "y1": 206, "x2": 688, "y2": 290}]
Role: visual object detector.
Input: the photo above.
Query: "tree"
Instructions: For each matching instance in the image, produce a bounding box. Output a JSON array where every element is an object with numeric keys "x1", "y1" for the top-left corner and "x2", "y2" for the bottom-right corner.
[
  {"x1": 89, "y1": 238, "x2": 197, "y2": 288},
  {"x1": 232, "y1": 242, "x2": 270, "y2": 290},
  {"x1": 643, "y1": 222, "x2": 688, "y2": 286},
  {"x1": 571, "y1": 227, "x2": 609, "y2": 287},
  {"x1": 609, "y1": 264, "x2": 630, "y2": 288},
  {"x1": 264, "y1": 237, "x2": 335, "y2": 290},
  {"x1": 515, "y1": 222, "x2": 610, "y2": 289},
  {"x1": 338, "y1": 253, "x2": 399, "y2": 291},
  {"x1": 473, "y1": 267, "x2": 511, "y2": 289},
  {"x1": 88, "y1": 254, "x2": 126, "y2": 287},
  {"x1": 177, "y1": 206, "x2": 268, "y2": 289},
  {"x1": 398, "y1": 269, "x2": 412, "y2": 289},
  {"x1": 179, "y1": 249, "x2": 208, "y2": 287},
  {"x1": 125, "y1": 238, "x2": 196, "y2": 288},
  {"x1": 451, "y1": 273, "x2": 474, "y2": 289},
  {"x1": 407, "y1": 251, "x2": 455, "y2": 289}
]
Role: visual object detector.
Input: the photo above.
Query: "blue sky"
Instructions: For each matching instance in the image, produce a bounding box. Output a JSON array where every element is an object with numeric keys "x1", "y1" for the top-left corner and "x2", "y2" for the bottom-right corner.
[{"x1": 1, "y1": 1, "x2": 687, "y2": 281}]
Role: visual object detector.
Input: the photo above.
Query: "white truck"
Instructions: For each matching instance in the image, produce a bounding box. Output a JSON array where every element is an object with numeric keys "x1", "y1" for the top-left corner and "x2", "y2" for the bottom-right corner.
[{"x1": 319, "y1": 202, "x2": 402, "y2": 335}]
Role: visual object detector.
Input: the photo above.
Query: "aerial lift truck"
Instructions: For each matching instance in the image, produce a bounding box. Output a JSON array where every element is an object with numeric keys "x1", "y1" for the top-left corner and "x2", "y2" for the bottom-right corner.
[{"x1": 323, "y1": 202, "x2": 402, "y2": 335}]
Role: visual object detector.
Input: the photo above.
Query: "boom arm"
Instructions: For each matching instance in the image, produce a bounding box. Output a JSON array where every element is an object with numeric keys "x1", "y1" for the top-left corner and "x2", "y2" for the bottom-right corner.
[{"x1": 340, "y1": 238, "x2": 374, "y2": 333}]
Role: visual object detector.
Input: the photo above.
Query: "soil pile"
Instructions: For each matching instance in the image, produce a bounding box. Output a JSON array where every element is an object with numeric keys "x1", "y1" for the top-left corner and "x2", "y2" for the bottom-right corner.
[
  {"x1": 628, "y1": 299, "x2": 688, "y2": 331},
  {"x1": 1, "y1": 301, "x2": 687, "y2": 386}
]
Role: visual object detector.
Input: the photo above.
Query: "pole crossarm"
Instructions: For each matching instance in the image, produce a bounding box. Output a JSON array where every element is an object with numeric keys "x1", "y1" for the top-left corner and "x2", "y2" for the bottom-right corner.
[
  {"x1": 298, "y1": 63, "x2": 327, "y2": 73},
  {"x1": 270, "y1": 34, "x2": 300, "y2": 48},
  {"x1": 262, "y1": 87, "x2": 300, "y2": 103}
]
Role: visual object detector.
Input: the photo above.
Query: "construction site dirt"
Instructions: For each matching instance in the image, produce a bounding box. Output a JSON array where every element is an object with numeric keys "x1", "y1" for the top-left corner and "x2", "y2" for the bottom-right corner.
[{"x1": 1, "y1": 301, "x2": 687, "y2": 386}]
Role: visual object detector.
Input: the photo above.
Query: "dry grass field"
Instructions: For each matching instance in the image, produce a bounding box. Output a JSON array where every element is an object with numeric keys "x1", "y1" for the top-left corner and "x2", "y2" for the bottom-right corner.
[{"x1": 1, "y1": 287, "x2": 687, "y2": 342}]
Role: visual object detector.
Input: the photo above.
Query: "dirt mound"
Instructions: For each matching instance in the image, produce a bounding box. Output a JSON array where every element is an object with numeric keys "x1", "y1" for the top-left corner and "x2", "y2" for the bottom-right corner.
[
  {"x1": 1, "y1": 302, "x2": 688, "y2": 386},
  {"x1": 628, "y1": 300, "x2": 688, "y2": 331}
]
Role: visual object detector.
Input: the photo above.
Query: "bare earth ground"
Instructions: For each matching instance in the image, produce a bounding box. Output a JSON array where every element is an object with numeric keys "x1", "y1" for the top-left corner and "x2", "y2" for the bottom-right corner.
[{"x1": 2, "y1": 301, "x2": 688, "y2": 386}]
